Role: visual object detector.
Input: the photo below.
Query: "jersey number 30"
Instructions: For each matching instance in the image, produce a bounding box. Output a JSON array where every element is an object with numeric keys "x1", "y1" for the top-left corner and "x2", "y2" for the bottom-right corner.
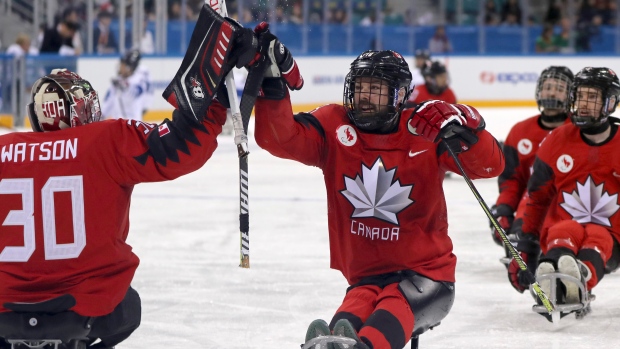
[{"x1": 0, "y1": 176, "x2": 86, "y2": 262}]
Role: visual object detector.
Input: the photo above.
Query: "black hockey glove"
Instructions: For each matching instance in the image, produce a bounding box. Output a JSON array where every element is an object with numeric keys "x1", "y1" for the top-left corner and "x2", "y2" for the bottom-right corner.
[
  {"x1": 249, "y1": 22, "x2": 304, "y2": 100},
  {"x1": 489, "y1": 204, "x2": 514, "y2": 246},
  {"x1": 507, "y1": 228, "x2": 540, "y2": 293},
  {"x1": 162, "y1": 4, "x2": 257, "y2": 121}
]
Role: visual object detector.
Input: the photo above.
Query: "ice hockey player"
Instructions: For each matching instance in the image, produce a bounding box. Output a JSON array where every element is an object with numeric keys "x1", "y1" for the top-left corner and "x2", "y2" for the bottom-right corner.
[
  {"x1": 406, "y1": 60, "x2": 456, "y2": 108},
  {"x1": 0, "y1": 5, "x2": 257, "y2": 348},
  {"x1": 491, "y1": 66, "x2": 573, "y2": 247},
  {"x1": 509, "y1": 67, "x2": 620, "y2": 318},
  {"x1": 249, "y1": 23, "x2": 505, "y2": 349},
  {"x1": 410, "y1": 49, "x2": 430, "y2": 88},
  {"x1": 101, "y1": 49, "x2": 153, "y2": 121}
]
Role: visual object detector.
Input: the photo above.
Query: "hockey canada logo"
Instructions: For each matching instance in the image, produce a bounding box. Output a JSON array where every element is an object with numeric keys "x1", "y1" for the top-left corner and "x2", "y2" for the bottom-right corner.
[
  {"x1": 340, "y1": 157, "x2": 413, "y2": 225},
  {"x1": 561, "y1": 176, "x2": 620, "y2": 226},
  {"x1": 190, "y1": 77, "x2": 205, "y2": 99},
  {"x1": 556, "y1": 154, "x2": 574, "y2": 173},
  {"x1": 517, "y1": 138, "x2": 533, "y2": 155},
  {"x1": 336, "y1": 125, "x2": 357, "y2": 146}
]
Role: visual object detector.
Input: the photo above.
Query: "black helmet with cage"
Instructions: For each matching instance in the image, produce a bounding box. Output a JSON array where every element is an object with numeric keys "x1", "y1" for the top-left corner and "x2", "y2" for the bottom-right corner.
[
  {"x1": 422, "y1": 60, "x2": 449, "y2": 95},
  {"x1": 343, "y1": 50, "x2": 412, "y2": 134},
  {"x1": 27, "y1": 69, "x2": 101, "y2": 132},
  {"x1": 570, "y1": 67, "x2": 620, "y2": 132},
  {"x1": 535, "y1": 66, "x2": 574, "y2": 123}
]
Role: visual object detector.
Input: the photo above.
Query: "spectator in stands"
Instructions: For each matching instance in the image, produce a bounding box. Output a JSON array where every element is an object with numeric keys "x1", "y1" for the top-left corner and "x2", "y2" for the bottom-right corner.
[
  {"x1": 290, "y1": 2, "x2": 303, "y2": 24},
  {"x1": 535, "y1": 24, "x2": 559, "y2": 53},
  {"x1": 94, "y1": 10, "x2": 118, "y2": 54},
  {"x1": 554, "y1": 18, "x2": 572, "y2": 53},
  {"x1": 484, "y1": 0, "x2": 500, "y2": 25},
  {"x1": 576, "y1": 14, "x2": 602, "y2": 52},
  {"x1": 61, "y1": 6, "x2": 83, "y2": 55},
  {"x1": 544, "y1": 0, "x2": 564, "y2": 25},
  {"x1": 40, "y1": 20, "x2": 79, "y2": 55},
  {"x1": 6, "y1": 33, "x2": 38, "y2": 57},
  {"x1": 330, "y1": 8, "x2": 348, "y2": 24},
  {"x1": 501, "y1": 0, "x2": 522, "y2": 25},
  {"x1": 428, "y1": 25, "x2": 452, "y2": 54}
]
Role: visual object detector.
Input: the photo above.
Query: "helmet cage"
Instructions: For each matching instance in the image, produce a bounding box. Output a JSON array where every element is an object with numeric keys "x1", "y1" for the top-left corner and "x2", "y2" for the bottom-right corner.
[
  {"x1": 535, "y1": 67, "x2": 573, "y2": 113},
  {"x1": 343, "y1": 50, "x2": 412, "y2": 133},
  {"x1": 27, "y1": 69, "x2": 101, "y2": 132},
  {"x1": 570, "y1": 67, "x2": 620, "y2": 129}
]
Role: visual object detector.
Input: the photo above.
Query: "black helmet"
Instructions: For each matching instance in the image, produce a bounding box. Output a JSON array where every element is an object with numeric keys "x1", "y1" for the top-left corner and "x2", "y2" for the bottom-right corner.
[
  {"x1": 570, "y1": 67, "x2": 620, "y2": 130},
  {"x1": 414, "y1": 49, "x2": 430, "y2": 60},
  {"x1": 343, "y1": 50, "x2": 412, "y2": 134},
  {"x1": 535, "y1": 66, "x2": 573, "y2": 122},
  {"x1": 121, "y1": 49, "x2": 142, "y2": 72},
  {"x1": 422, "y1": 60, "x2": 449, "y2": 95}
]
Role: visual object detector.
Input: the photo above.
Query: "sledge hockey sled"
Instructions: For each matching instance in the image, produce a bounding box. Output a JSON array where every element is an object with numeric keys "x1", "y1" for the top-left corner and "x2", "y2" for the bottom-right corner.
[
  {"x1": 530, "y1": 271, "x2": 595, "y2": 323},
  {"x1": 0, "y1": 294, "x2": 93, "y2": 349}
]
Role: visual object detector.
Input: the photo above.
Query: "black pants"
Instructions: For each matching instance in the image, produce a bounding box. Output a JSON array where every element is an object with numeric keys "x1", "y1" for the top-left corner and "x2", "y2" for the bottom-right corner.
[{"x1": 88, "y1": 287, "x2": 142, "y2": 349}]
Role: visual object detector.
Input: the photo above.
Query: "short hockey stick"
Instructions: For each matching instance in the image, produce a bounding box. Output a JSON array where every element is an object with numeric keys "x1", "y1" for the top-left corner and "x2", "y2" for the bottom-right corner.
[{"x1": 445, "y1": 144, "x2": 555, "y2": 313}]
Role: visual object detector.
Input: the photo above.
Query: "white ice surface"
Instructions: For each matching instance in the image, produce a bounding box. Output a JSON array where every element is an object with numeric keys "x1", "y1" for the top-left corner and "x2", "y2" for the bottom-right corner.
[{"x1": 5, "y1": 108, "x2": 619, "y2": 348}]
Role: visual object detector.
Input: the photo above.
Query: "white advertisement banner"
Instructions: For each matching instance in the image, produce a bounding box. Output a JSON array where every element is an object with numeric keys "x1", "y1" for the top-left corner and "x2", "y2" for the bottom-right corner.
[{"x1": 78, "y1": 55, "x2": 620, "y2": 118}]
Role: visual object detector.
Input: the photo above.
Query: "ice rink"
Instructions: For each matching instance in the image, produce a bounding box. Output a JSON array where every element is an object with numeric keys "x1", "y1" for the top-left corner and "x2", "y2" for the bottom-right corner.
[{"x1": 4, "y1": 107, "x2": 620, "y2": 348}]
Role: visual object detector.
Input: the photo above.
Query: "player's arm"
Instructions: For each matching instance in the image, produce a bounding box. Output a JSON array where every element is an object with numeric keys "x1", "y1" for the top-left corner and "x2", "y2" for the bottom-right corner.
[
  {"x1": 521, "y1": 155, "x2": 556, "y2": 237},
  {"x1": 110, "y1": 4, "x2": 258, "y2": 183},
  {"x1": 407, "y1": 100, "x2": 505, "y2": 179},
  {"x1": 251, "y1": 26, "x2": 326, "y2": 167}
]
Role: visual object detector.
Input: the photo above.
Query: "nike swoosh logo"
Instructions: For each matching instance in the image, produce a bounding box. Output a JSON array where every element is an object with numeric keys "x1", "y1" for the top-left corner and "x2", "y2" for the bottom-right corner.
[
  {"x1": 614, "y1": 171, "x2": 620, "y2": 178},
  {"x1": 409, "y1": 150, "x2": 428, "y2": 157}
]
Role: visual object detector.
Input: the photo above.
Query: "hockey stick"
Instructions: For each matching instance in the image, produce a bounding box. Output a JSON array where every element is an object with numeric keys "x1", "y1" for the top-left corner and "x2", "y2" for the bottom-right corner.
[
  {"x1": 444, "y1": 144, "x2": 555, "y2": 313},
  {"x1": 206, "y1": 0, "x2": 269, "y2": 268}
]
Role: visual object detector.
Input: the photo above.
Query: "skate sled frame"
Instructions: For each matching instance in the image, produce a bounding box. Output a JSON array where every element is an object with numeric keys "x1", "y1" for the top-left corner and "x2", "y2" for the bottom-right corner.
[
  {"x1": 0, "y1": 294, "x2": 93, "y2": 349},
  {"x1": 530, "y1": 272, "x2": 594, "y2": 322}
]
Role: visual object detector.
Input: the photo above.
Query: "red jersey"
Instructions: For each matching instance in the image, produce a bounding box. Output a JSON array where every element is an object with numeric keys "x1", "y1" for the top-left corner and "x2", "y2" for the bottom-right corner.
[
  {"x1": 407, "y1": 84, "x2": 457, "y2": 105},
  {"x1": 254, "y1": 96, "x2": 504, "y2": 284},
  {"x1": 496, "y1": 115, "x2": 570, "y2": 211},
  {"x1": 0, "y1": 102, "x2": 226, "y2": 316},
  {"x1": 523, "y1": 121, "x2": 620, "y2": 245}
]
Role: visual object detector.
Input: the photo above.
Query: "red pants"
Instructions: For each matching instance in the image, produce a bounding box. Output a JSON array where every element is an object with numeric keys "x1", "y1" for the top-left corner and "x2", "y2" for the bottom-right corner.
[
  {"x1": 332, "y1": 284, "x2": 413, "y2": 349},
  {"x1": 544, "y1": 220, "x2": 613, "y2": 288}
]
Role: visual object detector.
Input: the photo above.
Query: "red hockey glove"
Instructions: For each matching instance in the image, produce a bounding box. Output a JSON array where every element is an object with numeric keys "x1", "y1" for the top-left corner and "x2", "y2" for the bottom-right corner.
[
  {"x1": 490, "y1": 204, "x2": 514, "y2": 246},
  {"x1": 507, "y1": 231, "x2": 540, "y2": 293},
  {"x1": 408, "y1": 101, "x2": 486, "y2": 153}
]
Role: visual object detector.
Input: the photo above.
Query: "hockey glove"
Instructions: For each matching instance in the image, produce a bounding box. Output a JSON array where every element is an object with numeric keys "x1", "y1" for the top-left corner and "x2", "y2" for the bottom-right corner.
[
  {"x1": 250, "y1": 22, "x2": 304, "y2": 100},
  {"x1": 162, "y1": 4, "x2": 257, "y2": 121},
  {"x1": 508, "y1": 229, "x2": 540, "y2": 293},
  {"x1": 490, "y1": 204, "x2": 514, "y2": 246},
  {"x1": 408, "y1": 101, "x2": 485, "y2": 153}
]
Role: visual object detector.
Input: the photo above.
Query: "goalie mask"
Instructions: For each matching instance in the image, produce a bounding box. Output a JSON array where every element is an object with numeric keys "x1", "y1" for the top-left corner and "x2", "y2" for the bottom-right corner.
[
  {"x1": 535, "y1": 66, "x2": 573, "y2": 123},
  {"x1": 570, "y1": 67, "x2": 620, "y2": 132},
  {"x1": 343, "y1": 50, "x2": 412, "y2": 134},
  {"x1": 27, "y1": 69, "x2": 101, "y2": 132}
]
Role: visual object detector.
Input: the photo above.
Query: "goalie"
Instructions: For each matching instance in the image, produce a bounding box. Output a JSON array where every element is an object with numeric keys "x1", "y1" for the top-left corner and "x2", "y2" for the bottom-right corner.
[{"x1": 0, "y1": 5, "x2": 256, "y2": 349}]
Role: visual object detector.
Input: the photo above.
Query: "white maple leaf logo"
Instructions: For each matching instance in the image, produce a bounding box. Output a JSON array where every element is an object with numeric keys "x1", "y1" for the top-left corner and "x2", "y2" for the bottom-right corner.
[
  {"x1": 340, "y1": 158, "x2": 414, "y2": 225},
  {"x1": 560, "y1": 176, "x2": 620, "y2": 226}
]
